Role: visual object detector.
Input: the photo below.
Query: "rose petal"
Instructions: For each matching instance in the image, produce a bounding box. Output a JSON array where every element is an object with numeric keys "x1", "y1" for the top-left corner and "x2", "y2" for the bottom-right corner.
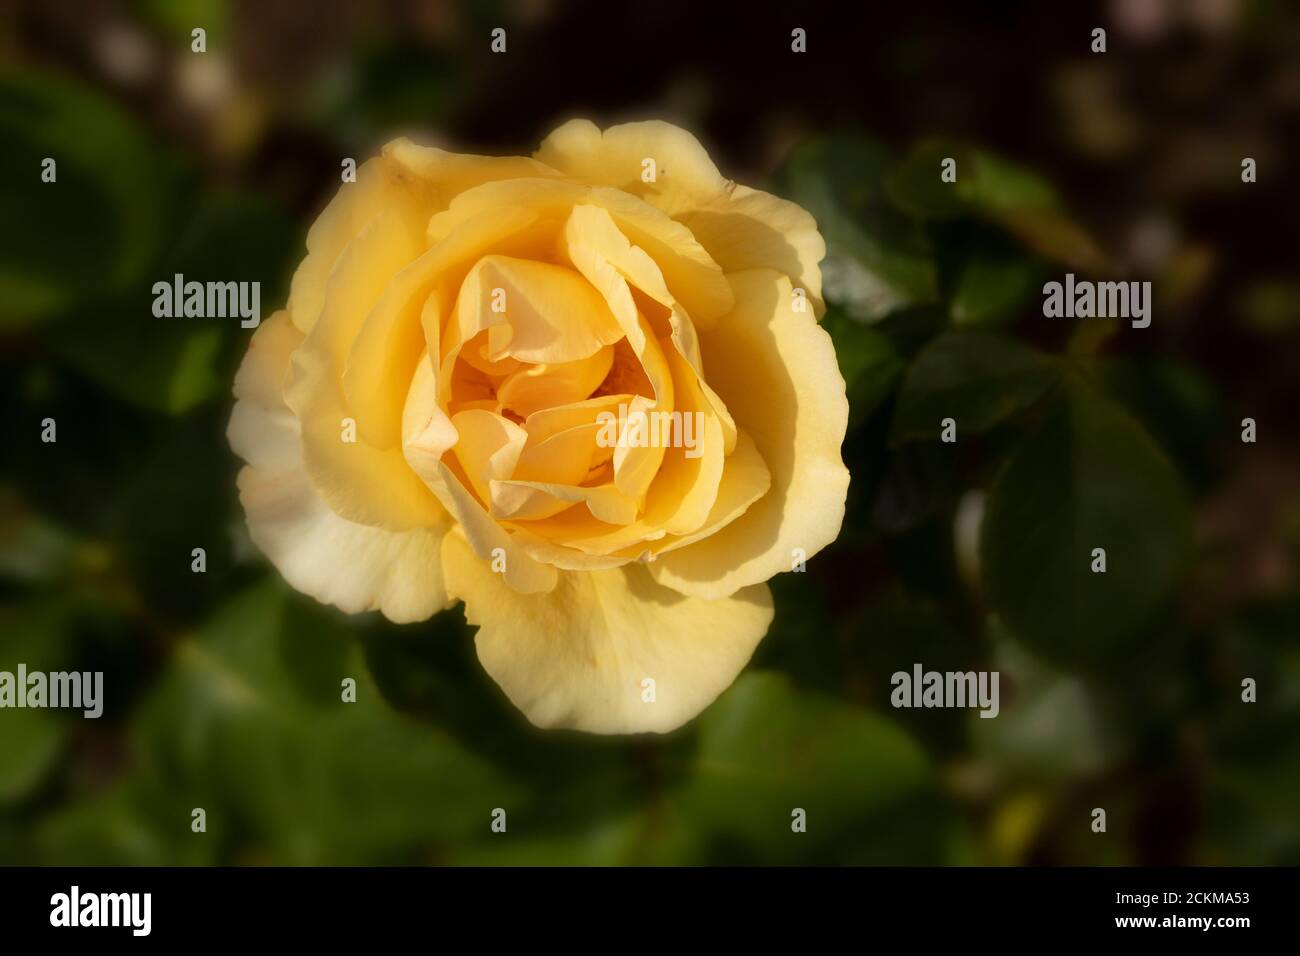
[
  {"x1": 402, "y1": 355, "x2": 558, "y2": 594},
  {"x1": 285, "y1": 211, "x2": 445, "y2": 530},
  {"x1": 229, "y1": 313, "x2": 452, "y2": 623},
  {"x1": 537, "y1": 120, "x2": 825, "y2": 316},
  {"x1": 648, "y1": 269, "x2": 849, "y2": 599},
  {"x1": 442, "y1": 531, "x2": 773, "y2": 733}
]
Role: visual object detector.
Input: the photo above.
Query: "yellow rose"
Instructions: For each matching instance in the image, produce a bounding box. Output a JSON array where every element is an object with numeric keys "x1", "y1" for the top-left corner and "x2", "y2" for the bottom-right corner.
[{"x1": 228, "y1": 120, "x2": 849, "y2": 733}]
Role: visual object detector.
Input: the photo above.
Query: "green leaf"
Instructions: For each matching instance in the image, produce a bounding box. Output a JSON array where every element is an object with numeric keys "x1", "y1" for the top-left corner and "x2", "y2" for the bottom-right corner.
[
  {"x1": 953, "y1": 148, "x2": 1059, "y2": 215},
  {"x1": 38, "y1": 581, "x2": 513, "y2": 864},
  {"x1": 136, "y1": 0, "x2": 231, "y2": 45},
  {"x1": 673, "y1": 672, "x2": 936, "y2": 862},
  {"x1": 168, "y1": 187, "x2": 299, "y2": 307},
  {"x1": 751, "y1": 573, "x2": 840, "y2": 691},
  {"x1": 831, "y1": 588, "x2": 973, "y2": 751},
  {"x1": 887, "y1": 139, "x2": 1058, "y2": 221},
  {"x1": 0, "y1": 599, "x2": 76, "y2": 805},
  {"x1": 0, "y1": 707, "x2": 64, "y2": 805},
  {"x1": 891, "y1": 331, "x2": 1060, "y2": 443},
  {"x1": 52, "y1": 311, "x2": 226, "y2": 416},
  {"x1": 980, "y1": 381, "x2": 1192, "y2": 666},
  {"x1": 774, "y1": 136, "x2": 938, "y2": 321},
  {"x1": 887, "y1": 139, "x2": 1107, "y2": 271},
  {"x1": 947, "y1": 240, "x2": 1043, "y2": 327},
  {"x1": 1199, "y1": 596, "x2": 1300, "y2": 864},
  {"x1": 1095, "y1": 354, "x2": 1227, "y2": 490},
  {"x1": 823, "y1": 308, "x2": 904, "y2": 427},
  {"x1": 998, "y1": 208, "x2": 1109, "y2": 272},
  {"x1": 50, "y1": 188, "x2": 296, "y2": 415},
  {"x1": 972, "y1": 617, "x2": 1123, "y2": 781},
  {"x1": 0, "y1": 68, "x2": 172, "y2": 330},
  {"x1": 0, "y1": 497, "x2": 78, "y2": 585},
  {"x1": 867, "y1": 442, "x2": 959, "y2": 532},
  {"x1": 307, "y1": 41, "x2": 456, "y2": 146},
  {"x1": 361, "y1": 604, "x2": 657, "y2": 828},
  {"x1": 445, "y1": 813, "x2": 653, "y2": 866},
  {"x1": 101, "y1": 413, "x2": 243, "y2": 621}
]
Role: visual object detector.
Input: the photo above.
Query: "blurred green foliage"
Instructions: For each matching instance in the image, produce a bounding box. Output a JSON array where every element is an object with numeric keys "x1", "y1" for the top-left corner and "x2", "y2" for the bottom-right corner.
[
  {"x1": 2, "y1": 9, "x2": 1297, "y2": 868},
  {"x1": 0, "y1": 69, "x2": 174, "y2": 330}
]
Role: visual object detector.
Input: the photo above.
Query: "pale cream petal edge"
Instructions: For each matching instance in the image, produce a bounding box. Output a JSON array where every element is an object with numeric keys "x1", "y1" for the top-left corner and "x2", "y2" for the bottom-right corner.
[{"x1": 229, "y1": 312, "x2": 453, "y2": 623}]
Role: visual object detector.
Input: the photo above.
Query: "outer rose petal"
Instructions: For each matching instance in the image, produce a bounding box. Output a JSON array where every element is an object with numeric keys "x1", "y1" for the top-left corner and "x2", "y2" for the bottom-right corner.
[
  {"x1": 289, "y1": 139, "x2": 561, "y2": 334},
  {"x1": 229, "y1": 313, "x2": 453, "y2": 623},
  {"x1": 428, "y1": 176, "x2": 734, "y2": 325},
  {"x1": 237, "y1": 467, "x2": 452, "y2": 624},
  {"x1": 288, "y1": 155, "x2": 423, "y2": 335},
  {"x1": 442, "y1": 531, "x2": 773, "y2": 734},
  {"x1": 647, "y1": 269, "x2": 850, "y2": 599},
  {"x1": 286, "y1": 212, "x2": 447, "y2": 531},
  {"x1": 678, "y1": 184, "x2": 827, "y2": 318},
  {"x1": 536, "y1": 119, "x2": 727, "y2": 218},
  {"x1": 537, "y1": 119, "x2": 826, "y2": 314}
]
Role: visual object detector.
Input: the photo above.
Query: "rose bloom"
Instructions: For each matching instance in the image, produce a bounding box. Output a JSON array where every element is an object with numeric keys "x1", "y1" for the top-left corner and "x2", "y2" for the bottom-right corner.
[{"x1": 228, "y1": 121, "x2": 849, "y2": 733}]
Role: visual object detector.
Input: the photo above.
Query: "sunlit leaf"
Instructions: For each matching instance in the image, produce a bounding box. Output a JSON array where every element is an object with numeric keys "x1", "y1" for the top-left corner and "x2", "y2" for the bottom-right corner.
[{"x1": 887, "y1": 139, "x2": 1058, "y2": 220}]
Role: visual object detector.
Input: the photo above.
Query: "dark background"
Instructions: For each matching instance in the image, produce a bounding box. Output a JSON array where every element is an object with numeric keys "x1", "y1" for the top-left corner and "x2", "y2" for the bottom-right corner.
[{"x1": 1, "y1": 0, "x2": 1298, "y2": 865}]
